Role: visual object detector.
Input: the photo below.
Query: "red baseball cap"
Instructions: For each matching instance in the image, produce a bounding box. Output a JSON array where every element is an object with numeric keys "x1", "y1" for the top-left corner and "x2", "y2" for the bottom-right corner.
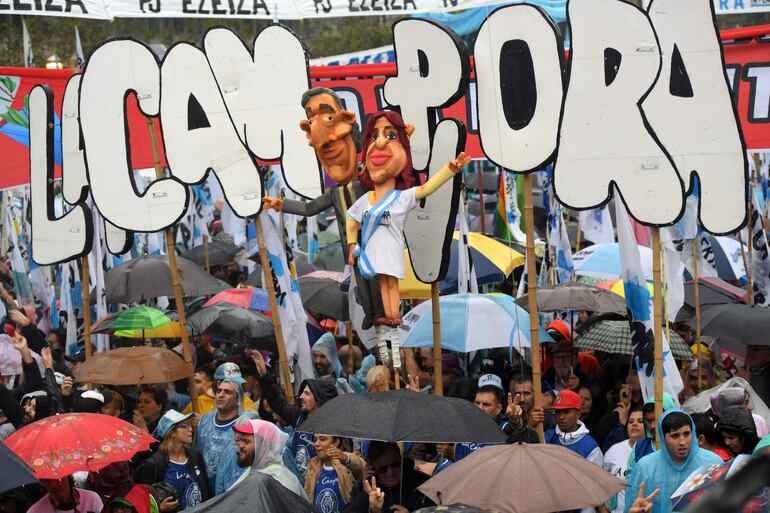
[
  {"x1": 553, "y1": 390, "x2": 582, "y2": 410},
  {"x1": 232, "y1": 423, "x2": 255, "y2": 435}
]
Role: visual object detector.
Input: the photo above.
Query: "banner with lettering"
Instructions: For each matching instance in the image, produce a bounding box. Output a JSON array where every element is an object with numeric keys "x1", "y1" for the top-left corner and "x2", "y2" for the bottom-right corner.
[{"x1": 2, "y1": 25, "x2": 769, "y2": 191}]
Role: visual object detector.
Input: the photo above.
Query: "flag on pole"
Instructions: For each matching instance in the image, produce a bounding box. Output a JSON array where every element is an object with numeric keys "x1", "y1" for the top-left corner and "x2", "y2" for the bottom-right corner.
[
  {"x1": 22, "y1": 19, "x2": 34, "y2": 68},
  {"x1": 494, "y1": 171, "x2": 526, "y2": 243},
  {"x1": 547, "y1": 204, "x2": 573, "y2": 284},
  {"x1": 748, "y1": 192, "x2": 770, "y2": 306},
  {"x1": 662, "y1": 186, "x2": 699, "y2": 322},
  {"x1": 579, "y1": 207, "x2": 614, "y2": 245},
  {"x1": 615, "y1": 199, "x2": 683, "y2": 402},
  {"x1": 457, "y1": 190, "x2": 478, "y2": 294},
  {"x1": 75, "y1": 26, "x2": 85, "y2": 68}
]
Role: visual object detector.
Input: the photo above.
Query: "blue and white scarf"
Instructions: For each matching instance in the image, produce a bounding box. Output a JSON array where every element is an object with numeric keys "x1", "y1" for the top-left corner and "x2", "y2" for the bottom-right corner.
[{"x1": 358, "y1": 190, "x2": 400, "y2": 280}]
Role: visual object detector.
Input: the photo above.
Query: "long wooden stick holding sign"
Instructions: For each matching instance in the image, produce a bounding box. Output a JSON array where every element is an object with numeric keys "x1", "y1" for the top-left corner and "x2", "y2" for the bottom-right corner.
[
  {"x1": 81, "y1": 255, "x2": 93, "y2": 390},
  {"x1": 254, "y1": 215, "x2": 295, "y2": 405},
  {"x1": 431, "y1": 282, "x2": 443, "y2": 396},
  {"x1": 146, "y1": 119, "x2": 199, "y2": 414},
  {"x1": 523, "y1": 173, "x2": 543, "y2": 442},
  {"x1": 692, "y1": 238, "x2": 702, "y2": 390},
  {"x1": 651, "y1": 227, "x2": 664, "y2": 449}
]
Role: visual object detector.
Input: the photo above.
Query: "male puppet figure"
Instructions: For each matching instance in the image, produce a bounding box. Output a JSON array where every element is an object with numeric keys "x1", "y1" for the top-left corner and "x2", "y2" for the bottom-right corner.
[{"x1": 263, "y1": 87, "x2": 385, "y2": 330}]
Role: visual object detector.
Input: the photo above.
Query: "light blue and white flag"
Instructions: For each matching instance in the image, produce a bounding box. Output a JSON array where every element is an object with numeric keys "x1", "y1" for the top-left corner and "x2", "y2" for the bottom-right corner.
[
  {"x1": 579, "y1": 207, "x2": 614, "y2": 245},
  {"x1": 748, "y1": 193, "x2": 770, "y2": 306},
  {"x1": 547, "y1": 204, "x2": 573, "y2": 284},
  {"x1": 615, "y1": 198, "x2": 682, "y2": 402}
]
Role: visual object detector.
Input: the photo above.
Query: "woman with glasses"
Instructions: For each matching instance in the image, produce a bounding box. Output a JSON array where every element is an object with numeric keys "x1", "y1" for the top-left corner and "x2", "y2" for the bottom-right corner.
[{"x1": 134, "y1": 410, "x2": 211, "y2": 512}]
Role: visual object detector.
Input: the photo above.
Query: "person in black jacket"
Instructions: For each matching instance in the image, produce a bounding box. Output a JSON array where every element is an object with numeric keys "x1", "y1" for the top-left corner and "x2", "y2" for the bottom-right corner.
[
  {"x1": 134, "y1": 410, "x2": 210, "y2": 511},
  {"x1": 0, "y1": 334, "x2": 45, "y2": 429},
  {"x1": 342, "y1": 442, "x2": 432, "y2": 513},
  {"x1": 248, "y1": 349, "x2": 337, "y2": 477},
  {"x1": 715, "y1": 405, "x2": 760, "y2": 456}
]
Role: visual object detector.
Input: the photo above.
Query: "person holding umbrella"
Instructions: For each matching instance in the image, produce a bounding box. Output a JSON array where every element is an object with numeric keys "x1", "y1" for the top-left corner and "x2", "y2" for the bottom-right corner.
[
  {"x1": 28, "y1": 476, "x2": 103, "y2": 513},
  {"x1": 135, "y1": 410, "x2": 210, "y2": 511}
]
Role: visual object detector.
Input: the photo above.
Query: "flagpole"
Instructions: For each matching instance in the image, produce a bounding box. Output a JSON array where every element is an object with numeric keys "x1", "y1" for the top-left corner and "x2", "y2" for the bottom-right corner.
[
  {"x1": 692, "y1": 238, "x2": 702, "y2": 390},
  {"x1": 431, "y1": 282, "x2": 443, "y2": 396},
  {"x1": 651, "y1": 227, "x2": 664, "y2": 449},
  {"x1": 81, "y1": 255, "x2": 93, "y2": 390},
  {"x1": 575, "y1": 215, "x2": 582, "y2": 253},
  {"x1": 254, "y1": 215, "x2": 295, "y2": 405},
  {"x1": 523, "y1": 173, "x2": 543, "y2": 442},
  {"x1": 346, "y1": 320, "x2": 354, "y2": 375},
  {"x1": 477, "y1": 163, "x2": 486, "y2": 235},
  {"x1": 203, "y1": 237, "x2": 210, "y2": 274},
  {"x1": 146, "y1": 119, "x2": 199, "y2": 414}
]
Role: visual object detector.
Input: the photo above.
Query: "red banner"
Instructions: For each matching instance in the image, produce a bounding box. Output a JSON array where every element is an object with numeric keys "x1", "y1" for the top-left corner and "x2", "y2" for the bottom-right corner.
[{"x1": 1, "y1": 24, "x2": 769, "y2": 191}]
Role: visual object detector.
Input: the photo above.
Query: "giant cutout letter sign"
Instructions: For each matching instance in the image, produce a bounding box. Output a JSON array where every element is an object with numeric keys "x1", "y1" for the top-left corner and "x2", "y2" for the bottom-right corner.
[{"x1": 30, "y1": 4, "x2": 747, "y2": 266}]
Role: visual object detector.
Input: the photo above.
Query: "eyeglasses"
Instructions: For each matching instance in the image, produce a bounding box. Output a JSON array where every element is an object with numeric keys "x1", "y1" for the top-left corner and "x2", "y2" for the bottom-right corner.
[{"x1": 374, "y1": 460, "x2": 401, "y2": 474}]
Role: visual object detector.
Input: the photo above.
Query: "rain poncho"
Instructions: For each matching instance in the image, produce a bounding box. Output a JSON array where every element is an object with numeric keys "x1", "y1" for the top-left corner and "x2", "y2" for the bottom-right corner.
[
  {"x1": 682, "y1": 377, "x2": 770, "y2": 428},
  {"x1": 627, "y1": 393, "x2": 678, "y2": 477},
  {"x1": 312, "y1": 333, "x2": 342, "y2": 379},
  {"x1": 231, "y1": 419, "x2": 307, "y2": 499},
  {"x1": 194, "y1": 380, "x2": 248, "y2": 495},
  {"x1": 624, "y1": 410, "x2": 723, "y2": 513}
]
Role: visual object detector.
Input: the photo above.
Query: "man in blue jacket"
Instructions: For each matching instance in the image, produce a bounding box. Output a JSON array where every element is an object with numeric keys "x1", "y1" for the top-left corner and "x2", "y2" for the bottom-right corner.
[{"x1": 625, "y1": 410, "x2": 723, "y2": 513}]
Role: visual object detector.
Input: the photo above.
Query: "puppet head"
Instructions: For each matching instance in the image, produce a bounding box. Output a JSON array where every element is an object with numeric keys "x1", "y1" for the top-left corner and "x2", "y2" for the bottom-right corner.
[
  {"x1": 299, "y1": 88, "x2": 361, "y2": 185},
  {"x1": 359, "y1": 110, "x2": 416, "y2": 191}
]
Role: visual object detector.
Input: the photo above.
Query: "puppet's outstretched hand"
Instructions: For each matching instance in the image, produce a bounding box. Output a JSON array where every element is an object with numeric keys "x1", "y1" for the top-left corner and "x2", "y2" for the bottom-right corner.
[
  {"x1": 448, "y1": 152, "x2": 472, "y2": 174},
  {"x1": 262, "y1": 197, "x2": 283, "y2": 211}
]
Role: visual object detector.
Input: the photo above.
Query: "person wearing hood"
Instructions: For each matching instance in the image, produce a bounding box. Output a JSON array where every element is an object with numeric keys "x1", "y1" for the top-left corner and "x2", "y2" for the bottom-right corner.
[
  {"x1": 714, "y1": 405, "x2": 760, "y2": 456},
  {"x1": 135, "y1": 410, "x2": 210, "y2": 511},
  {"x1": 101, "y1": 484, "x2": 158, "y2": 513},
  {"x1": 249, "y1": 349, "x2": 338, "y2": 477},
  {"x1": 626, "y1": 392, "x2": 678, "y2": 477},
  {"x1": 312, "y1": 333, "x2": 342, "y2": 382},
  {"x1": 181, "y1": 364, "x2": 257, "y2": 416},
  {"x1": 193, "y1": 365, "x2": 249, "y2": 496},
  {"x1": 709, "y1": 387, "x2": 769, "y2": 438},
  {"x1": 231, "y1": 418, "x2": 307, "y2": 498},
  {"x1": 625, "y1": 410, "x2": 722, "y2": 513},
  {"x1": 544, "y1": 390, "x2": 603, "y2": 467}
]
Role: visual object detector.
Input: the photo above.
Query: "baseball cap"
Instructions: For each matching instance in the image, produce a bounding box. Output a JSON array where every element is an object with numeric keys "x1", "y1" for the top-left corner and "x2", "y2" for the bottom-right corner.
[
  {"x1": 477, "y1": 373, "x2": 504, "y2": 392},
  {"x1": 549, "y1": 340, "x2": 578, "y2": 357},
  {"x1": 214, "y1": 362, "x2": 246, "y2": 385},
  {"x1": 153, "y1": 409, "x2": 194, "y2": 440},
  {"x1": 553, "y1": 389, "x2": 582, "y2": 410},
  {"x1": 232, "y1": 422, "x2": 255, "y2": 435}
]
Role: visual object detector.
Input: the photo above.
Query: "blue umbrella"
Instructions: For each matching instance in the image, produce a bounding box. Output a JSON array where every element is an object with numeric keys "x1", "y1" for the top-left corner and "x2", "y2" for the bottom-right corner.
[
  {"x1": 575, "y1": 243, "x2": 653, "y2": 281},
  {"x1": 399, "y1": 293, "x2": 553, "y2": 353}
]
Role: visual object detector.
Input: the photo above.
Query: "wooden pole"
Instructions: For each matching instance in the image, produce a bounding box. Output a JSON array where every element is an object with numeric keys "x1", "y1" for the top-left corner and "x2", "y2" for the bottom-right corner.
[
  {"x1": 692, "y1": 238, "x2": 702, "y2": 390},
  {"x1": 477, "y1": 163, "x2": 486, "y2": 235},
  {"x1": 254, "y1": 215, "x2": 295, "y2": 404},
  {"x1": 575, "y1": 216, "x2": 582, "y2": 253},
  {"x1": 346, "y1": 320, "x2": 354, "y2": 375},
  {"x1": 203, "y1": 236, "x2": 210, "y2": 274},
  {"x1": 431, "y1": 282, "x2": 443, "y2": 396},
  {"x1": 523, "y1": 173, "x2": 543, "y2": 442},
  {"x1": 146, "y1": 119, "x2": 199, "y2": 414},
  {"x1": 737, "y1": 230, "x2": 752, "y2": 305},
  {"x1": 652, "y1": 227, "x2": 664, "y2": 449},
  {"x1": 81, "y1": 255, "x2": 93, "y2": 390}
]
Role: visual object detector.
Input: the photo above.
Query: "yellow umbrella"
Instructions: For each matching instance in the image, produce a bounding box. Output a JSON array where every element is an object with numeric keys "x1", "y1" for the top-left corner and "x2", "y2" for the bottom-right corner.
[
  {"x1": 399, "y1": 232, "x2": 524, "y2": 299},
  {"x1": 114, "y1": 321, "x2": 186, "y2": 339},
  {"x1": 596, "y1": 280, "x2": 655, "y2": 298}
]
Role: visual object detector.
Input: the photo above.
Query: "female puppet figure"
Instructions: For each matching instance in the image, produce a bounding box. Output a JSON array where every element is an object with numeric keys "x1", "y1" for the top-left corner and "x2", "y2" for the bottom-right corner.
[{"x1": 346, "y1": 110, "x2": 470, "y2": 370}]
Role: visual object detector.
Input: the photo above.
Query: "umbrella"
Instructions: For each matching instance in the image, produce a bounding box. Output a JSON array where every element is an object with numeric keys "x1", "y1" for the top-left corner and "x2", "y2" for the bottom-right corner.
[
  {"x1": 184, "y1": 467, "x2": 315, "y2": 513},
  {"x1": 596, "y1": 279, "x2": 655, "y2": 298},
  {"x1": 574, "y1": 243, "x2": 654, "y2": 281},
  {"x1": 418, "y1": 444, "x2": 625, "y2": 513},
  {"x1": 92, "y1": 305, "x2": 171, "y2": 334},
  {"x1": 576, "y1": 320, "x2": 693, "y2": 360},
  {"x1": 183, "y1": 240, "x2": 242, "y2": 268},
  {"x1": 298, "y1": 389, "x2": 508, "y2": 444},
  {"x1": 105, "y1": 255, "x2": 227, "y2": 303},
  {"x1": 4, "y1": 413, "x2": 156, "y2": 478},
  {"x1": 684, "y1": 277, "x2": 746, "y2": 308},
  {"x1": 0, "y1": 443, "x2": 38, "y2": 494},
  {"x1": 114, "y1": 321, "x2": 185, "y2": 339},
  {"x1": 415, "y1": 506, "x2": 500, "y2": 513},
  {"x1": 698, "y1": 303, "x2": 770, "y2": 346},
  {"x1": 204, "y1": 287, "x2": 270, "y2": 312},
  {"x1": 515, "y1": 281, "x2": 628, "y2": 315},
  {"x1": 400, "y1": 232, "x2": 524, "y2": 299},
  {"x1": 186, "y1": 302, "x2": 275, "y2": 347},
  {"x1": 298, "y1": 271, "x2": 348, "y2": 320},
  {"x1": 671, "y1": 455, "x2": 765, "y2": 512},
  {"x1": 73, "y1": 346, "x2": 193, "y2": 385},
  {"x1": 399, "y1": 293, "x2": 553, "y2": 353}
]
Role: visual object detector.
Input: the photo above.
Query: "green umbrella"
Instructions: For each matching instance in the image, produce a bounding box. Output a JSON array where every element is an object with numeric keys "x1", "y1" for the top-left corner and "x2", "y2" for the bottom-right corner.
[{"x1": 93, "y1": 306, "x2": 171, "y2": 334}]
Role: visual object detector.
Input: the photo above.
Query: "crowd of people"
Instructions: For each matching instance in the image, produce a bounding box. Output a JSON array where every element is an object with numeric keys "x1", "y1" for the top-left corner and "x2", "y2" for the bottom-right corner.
[{"x1": 1, "y1": 295, "x2": 769, "y2": 513}]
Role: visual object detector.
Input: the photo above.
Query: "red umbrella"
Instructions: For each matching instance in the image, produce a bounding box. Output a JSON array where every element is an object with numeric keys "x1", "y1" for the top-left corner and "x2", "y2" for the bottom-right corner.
[
  {"x1": 3, "y1": 413, "x2": 156, "y2": 478},
  {"x1": 203, "y1": 287, "x2": 270, "y2": 312}
]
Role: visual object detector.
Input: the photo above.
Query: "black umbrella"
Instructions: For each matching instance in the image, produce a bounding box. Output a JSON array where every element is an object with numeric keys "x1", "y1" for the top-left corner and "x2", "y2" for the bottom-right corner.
[
  {"x1": 105, "y1": 255, "x2": 226, "y2": 303},
  {"x1": 699, "y1": 303, "x2": 770, "y2": 346},
  {"x1": 684, "y1": 277, "x2": 746, "y2": 308},
  {"x1": 186, "y1": 302, "x2": 275, "y2": 349},
  {"x1": 0, "y1": 443, "x2": 38, "y2": 494},
  {"x1": 297, "y1": 390, "x2": 508, "y2": 444},
  {"x1": 184, "y1": 470, "x2": 314, "y2": 513},
  {"x1": 183, "y1": 241, "x2": 242, "y2": 268},
  {"x1": 298, "y1": 272, "x2": 349, "y2": 321}
]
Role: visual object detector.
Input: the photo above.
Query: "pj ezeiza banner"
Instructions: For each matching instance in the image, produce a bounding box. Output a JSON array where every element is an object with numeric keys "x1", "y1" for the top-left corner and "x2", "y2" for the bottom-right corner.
[{"x1": 1, "y1": 25, "x2": 769, "y2": 191}]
